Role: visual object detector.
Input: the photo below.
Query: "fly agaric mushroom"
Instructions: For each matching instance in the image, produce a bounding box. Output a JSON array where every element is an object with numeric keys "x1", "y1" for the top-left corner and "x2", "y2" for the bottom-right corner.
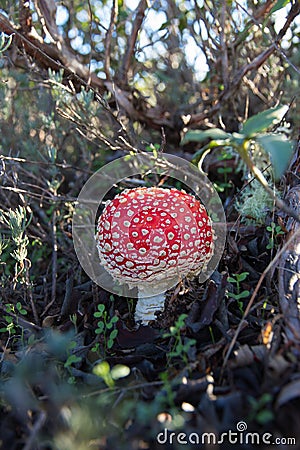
[{"x1": 95, "y1": 187, "x2": 214, "y2": 325}]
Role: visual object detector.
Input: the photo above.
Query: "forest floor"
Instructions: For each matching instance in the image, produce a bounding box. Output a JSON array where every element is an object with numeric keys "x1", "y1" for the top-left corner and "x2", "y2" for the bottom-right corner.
[{"x1": 0, "y1": 145, "x2": 300, "y2": 450}]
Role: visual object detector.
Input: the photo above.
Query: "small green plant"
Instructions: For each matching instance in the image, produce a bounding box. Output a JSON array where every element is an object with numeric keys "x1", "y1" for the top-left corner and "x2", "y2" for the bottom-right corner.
[
  {"x1": 266, "y1": 222, "x2": 285, "y2": 250},
  {"x1": 0, "y1": 302, "x2": 27, "y2": 338},
  {"x1": 69, "y1": 314, "x2": 78, "y2": 333},
  {"x1": 227, "y1": 272, "x2": 250, "y2": 313},
  {"x1": 93, "y1": 360, "x2": 130, "y2": 388},
  {"x1": 163, "y1": 314, "x2": 196, "y2": 365},
  {"x1": 183, "y1": 105, "x2": 293, "y2": 182},
  {"x1": 0, "y1": 206, "x2": 31, "y2": 283},
  {"x1": 64, "y1": 340, "x2": 82, "y2": 370},
  {"x1": 183, "y1": 106, "x2": 294, "y2": 220},
  {"x1": 214, "y1": 148, "x2": 234, "y2": 193},
  {"x1": 247, "y1": 393, "x2": 274, "y2": 425},
  {"x1": 92, "y1": 302, "x2": 119, "y2": 354}
]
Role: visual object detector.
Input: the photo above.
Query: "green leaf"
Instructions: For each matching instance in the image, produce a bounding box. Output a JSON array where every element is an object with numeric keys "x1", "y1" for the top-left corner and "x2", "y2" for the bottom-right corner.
[
  {"x1": 109, "y1": 329, "x2": 118, "y2": 340},
  {"x1": 227, "y1": 277, "x2": 237, "y2": 284},
  {"x1": 235, "y1": 272, "x2": 249, "y2": 282},
  {"x1": 237, "y1": 290, "x2": 250, "y2": 299},
  {"x1": 97, "y1": 304, "x2": 105, "y2": 313},
  {"x1": 95, "y1": 321, "x2": 105, "y2": 334},
  {"x1": 256, "y1": 134, "x2": 294, "y2": 180},
  {"x1": 228, "y1": 290, "x2": 250, "y2": 300},
  {"x1": 241, "y1": 105, "x2": 288, "y2": 137},
  {"x1": 270, "y1": 0, "x2": 290, "y2": 14},
  {"x1": 93, "y1": 360, "x2": 110, "y2": 378},
  {"x1": 181, "y1": 128, "x2": 230, "y2": 145},
  {"x1": 64, "y1": 354, "x2": 82, "y2": 368}
]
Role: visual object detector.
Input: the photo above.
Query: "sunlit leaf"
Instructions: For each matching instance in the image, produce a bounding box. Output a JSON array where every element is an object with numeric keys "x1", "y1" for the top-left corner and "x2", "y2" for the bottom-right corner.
[
  {"x1": 256, "y1": 134, "x2": 294, "y2": 180},
  {"x1": 270, "y1": 0, "x2": 290, "y2": 14},
  {"x1": 241, "y1": 105, "x2": 288, "y2": 137},
  {"x1": 93, "y1": 360, "x2": 110, "y2": 378},
  {"x1": 182, "y1": 128, "x2": 230, "y2": 144},
  {"x1": 111, "y1": 364, "x2": 130, "y2": 380}
]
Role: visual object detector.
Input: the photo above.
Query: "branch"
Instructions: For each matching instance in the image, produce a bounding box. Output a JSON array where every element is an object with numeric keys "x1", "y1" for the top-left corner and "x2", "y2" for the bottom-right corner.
[
  {"x1": 189, "y1": 1, "x2": 300, "y2": 126},
  {"x1": 104, "y1": 0, "x2": 118, "y2": 80},
  {"x1": 19, "y1": 0, "x2": 32, "y2": 34},
  {"x1": 33, "y1": 0, "x2": 59, "y2": 43},
  {"x1": 119, "y1": 0, "x2": 148, "y2": 84},
  {"x1": 0, "y1": 12, "x2": 105, "y2": 92}
]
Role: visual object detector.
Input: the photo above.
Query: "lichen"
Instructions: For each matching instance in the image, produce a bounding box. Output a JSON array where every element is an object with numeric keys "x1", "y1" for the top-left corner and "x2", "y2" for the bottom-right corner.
[{"x1": 235, "y1": 180, "x2": 280, "y2": 225}]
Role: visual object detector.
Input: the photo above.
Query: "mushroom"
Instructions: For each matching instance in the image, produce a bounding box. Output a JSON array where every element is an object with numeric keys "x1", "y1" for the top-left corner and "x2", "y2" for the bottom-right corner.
[{"x1": 95, "y1": 187, "x2": 214, "y2": 325}]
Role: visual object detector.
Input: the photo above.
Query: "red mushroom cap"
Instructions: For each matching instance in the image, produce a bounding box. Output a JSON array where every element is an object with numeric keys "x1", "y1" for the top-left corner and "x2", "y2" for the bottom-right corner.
[{"x1": 96, "y1": 187, "x2": 214, "y2": 292}]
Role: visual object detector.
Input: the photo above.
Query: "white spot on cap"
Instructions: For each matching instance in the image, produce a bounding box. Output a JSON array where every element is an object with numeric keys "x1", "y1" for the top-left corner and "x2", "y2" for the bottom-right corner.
[
  {"x1": 132, "y1": 231, "x2": 138, "y2": 238},
  {"x1": 141, "y1": 229, "x2": 149, "y2": 236},
  {"x1": 112, "y1": 232, "x2": 120, "y2": 239},
  {"x1": 159, "y1": 250, "x2": 166, "y2": 256},
  {"x1": 146, "y1": 217, "x2": 153, "y2": 221},
  {"x1": 180, "y1": 208, "x2": 185, "y2": 212},
  {"x1": 104, "y1": 243, "x2": 112, "y2": 252},
  {"x1": 115, "y1": 256, "x2": 124, "y2": 262},
  {"x1": 114, "y1": 211, "x2": 121, "y2": 218},
  {"x1": 124, "y1": 221, "x2": 130, "y2": 227},
  {"x1": 154, "y1": 236, "x2": 163, "y2": 243},
  {"x1": 119, "y1": 197, "x2": 127, "y2": 203},
  {"x1": 185, "y1": 217, "x2": 192, "y2": 223},
  {"x1": 171, "y1": 213, "x2": 177, "y2": 218},
  {"x1": 126, "y1": 261, "x2": 134, "y2": 268},
  {"x1": 139, "y1": 248, "x2": 147, "y2": 255},
  {"x1": 172, "y1": 244, "x2": 179, "y2": 250},
  {"x1": 168, "y1": 232, "x2": 175, "y2": 240},
  {"x1": 191, "y1": 227, "x2": 197, "y2": 234},
  {"x1": 161, "y1": 212, "x2": 167, "y2": 217},
  {"x1": 127, "y1": 242, "x2": 134, "y2": 250},
  {"x1": 104, "y1": 221, "x2": 110, "y2": 230},
  {"x1": 133, "y1": 217, "x2": 139, "y2": 223},
  {"x1": 127, "y1": 210, "x2": 134, "y2": 216},
  {"x1": 184, "y1": 233, "x2": 190, "y2": 240}
]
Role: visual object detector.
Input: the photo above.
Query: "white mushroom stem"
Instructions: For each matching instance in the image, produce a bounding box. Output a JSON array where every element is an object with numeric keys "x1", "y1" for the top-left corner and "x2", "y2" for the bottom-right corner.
[{"x1": 134, "y1": 288, "x2": 166, "y2": 325}]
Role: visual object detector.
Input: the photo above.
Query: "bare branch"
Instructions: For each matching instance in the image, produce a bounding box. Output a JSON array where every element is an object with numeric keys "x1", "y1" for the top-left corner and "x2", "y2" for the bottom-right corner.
[
  {"x1": 104, "y1": 0, "x2": 118, "y2": 80},
  {"x1": 119, "y1": 0, "x2": 148, "y2": 85}
]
